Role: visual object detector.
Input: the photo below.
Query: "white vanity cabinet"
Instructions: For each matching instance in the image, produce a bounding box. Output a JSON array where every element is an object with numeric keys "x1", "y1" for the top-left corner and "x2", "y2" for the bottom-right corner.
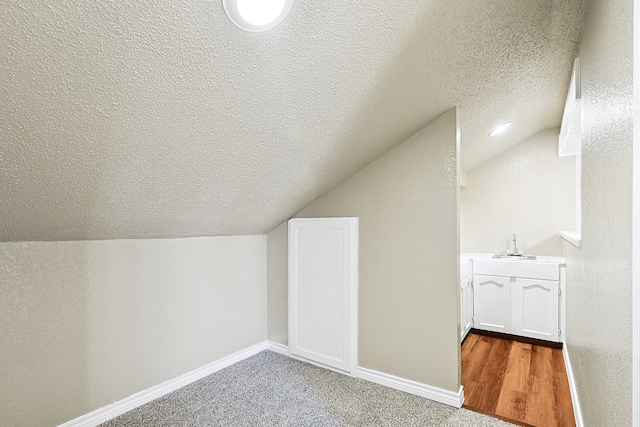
[
  {"x1": 467, "y1": 256, "x2": 565, "y2": 343},
  {"x1": 460, "y1": 259, "x2": 473, "y2": 340}
]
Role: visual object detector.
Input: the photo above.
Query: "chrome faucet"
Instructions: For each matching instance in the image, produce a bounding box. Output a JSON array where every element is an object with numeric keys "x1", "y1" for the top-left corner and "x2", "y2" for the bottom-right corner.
[{"x1": 509, "y1": 234, "x2": 521, "y2": 256}]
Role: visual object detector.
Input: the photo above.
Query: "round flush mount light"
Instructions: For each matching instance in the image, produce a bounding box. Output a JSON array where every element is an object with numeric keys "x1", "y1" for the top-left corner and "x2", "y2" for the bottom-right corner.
[
  {"x1": 222, "y1": 0, "x2": 293, "y2": 32},
  {"x1": 489, "y1": 122, "x2": 512, "y2": 137}
]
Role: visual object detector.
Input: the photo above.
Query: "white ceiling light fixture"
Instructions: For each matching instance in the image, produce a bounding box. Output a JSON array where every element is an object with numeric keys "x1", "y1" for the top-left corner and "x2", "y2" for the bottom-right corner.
[
  {"x1": 489, "y1": 122, "x2": 512, "y2": 137},
  {"x1": 222, "y1": 0, "x2": 293, "y2": 32}
]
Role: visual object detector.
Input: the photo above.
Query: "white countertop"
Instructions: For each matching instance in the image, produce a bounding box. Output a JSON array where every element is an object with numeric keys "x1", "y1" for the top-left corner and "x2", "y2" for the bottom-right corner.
[{"x1": 461, "y1": 252, "x2": 565, "y2": 264}]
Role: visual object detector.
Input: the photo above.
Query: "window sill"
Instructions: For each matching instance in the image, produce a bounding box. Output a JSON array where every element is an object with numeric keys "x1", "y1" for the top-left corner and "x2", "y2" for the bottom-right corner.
[{"x1": 559, "y1": 231, "x2": 581, "y2": 247}]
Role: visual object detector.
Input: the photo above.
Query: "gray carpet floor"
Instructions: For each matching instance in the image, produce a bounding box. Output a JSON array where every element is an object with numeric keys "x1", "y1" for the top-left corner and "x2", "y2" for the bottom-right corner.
[{"x1": 101, "y1": 350, "x2": 516, "y2": 427}]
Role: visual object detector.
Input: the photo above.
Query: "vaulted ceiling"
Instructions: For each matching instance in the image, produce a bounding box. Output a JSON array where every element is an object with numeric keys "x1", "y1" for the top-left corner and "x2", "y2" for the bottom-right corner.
[{"x1": 1, "y1": 0, "x2": 587, "y2": 241}]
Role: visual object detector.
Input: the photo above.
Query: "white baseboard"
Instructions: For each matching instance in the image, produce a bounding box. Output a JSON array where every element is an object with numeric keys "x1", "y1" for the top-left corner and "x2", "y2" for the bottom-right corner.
[
  {"x1": 357, "y1": 366, "x2": 464, "y2": 408},
  {"x1": 58, "y1": 342, "x2": 268, "y2": 427},
  {"x1": 59, "y1": 341, "x2": 464, "y2": 426},
  {"x1": 265, "y1": 341, "x2": 289, "y2": 356},
  {"x1": 265, "y1": 347, "x2": 461, "y2": 407},
  {"x1": 563, "y1": 344, "x2": 584, "y2": 427}
]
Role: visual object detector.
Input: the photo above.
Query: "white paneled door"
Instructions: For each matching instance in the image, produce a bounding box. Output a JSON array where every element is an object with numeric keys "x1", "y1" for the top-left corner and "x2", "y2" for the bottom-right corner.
[{"x1": 288, "y1": 218, "x2": 358, "y2": 375}]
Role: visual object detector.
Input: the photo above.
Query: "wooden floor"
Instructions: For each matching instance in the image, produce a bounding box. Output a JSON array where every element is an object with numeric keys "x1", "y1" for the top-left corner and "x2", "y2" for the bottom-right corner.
[{"x1": 461, "y1": 333, "x2": 575, "y2": 427}]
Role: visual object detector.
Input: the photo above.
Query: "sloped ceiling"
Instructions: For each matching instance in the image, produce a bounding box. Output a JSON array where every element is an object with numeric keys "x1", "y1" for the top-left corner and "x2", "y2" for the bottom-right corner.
[{"x1": 1, "y1": 0, "x2": 587, "y2": 241}]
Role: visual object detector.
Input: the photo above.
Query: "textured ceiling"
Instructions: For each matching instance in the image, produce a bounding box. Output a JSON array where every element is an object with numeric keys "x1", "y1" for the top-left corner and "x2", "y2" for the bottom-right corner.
[{"x1": 1, "y1": 0, "x2": 587, "y2": 241}]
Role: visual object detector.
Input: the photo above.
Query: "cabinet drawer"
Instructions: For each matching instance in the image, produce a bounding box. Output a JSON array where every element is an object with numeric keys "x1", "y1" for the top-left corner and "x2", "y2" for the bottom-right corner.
[{"x1": 473, "y1": 259, "x2": 559, "y2": 281}]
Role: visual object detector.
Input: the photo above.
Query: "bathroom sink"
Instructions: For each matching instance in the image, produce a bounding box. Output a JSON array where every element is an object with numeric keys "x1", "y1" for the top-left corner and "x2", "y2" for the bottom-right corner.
[{"x1": 492, "y1": 254, "x2": 537, "y2": 260}]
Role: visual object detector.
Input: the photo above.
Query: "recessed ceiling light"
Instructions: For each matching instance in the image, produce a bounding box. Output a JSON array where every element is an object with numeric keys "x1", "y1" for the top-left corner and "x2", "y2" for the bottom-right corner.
[
  {"x1": 489, "y1": 122, "x2": 512, "y2": 137},
  {"x1": 223, "y1": 0, "x2": 293, "y2": 32}
]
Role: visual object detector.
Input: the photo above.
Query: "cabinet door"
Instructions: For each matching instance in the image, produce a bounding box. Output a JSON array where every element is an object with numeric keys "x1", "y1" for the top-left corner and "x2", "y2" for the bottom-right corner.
[
  {"x1": 288, "y1": 218, "x2": 358, "y2": 375},
  {"x1": 473, "y1": 275, "x2": 511, "y2": 333},
  {"x1": 460, "y1": 276, "x2": 473, "y2": 340},
  {"x1": 514, "y1": 278, "x2": 559, "y2": 342}
]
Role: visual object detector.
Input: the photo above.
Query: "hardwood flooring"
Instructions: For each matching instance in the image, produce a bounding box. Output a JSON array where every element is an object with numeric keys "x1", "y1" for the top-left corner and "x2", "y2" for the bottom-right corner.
[{"x1": 461, "y1": 333, "x2": 575, "y2": 427}]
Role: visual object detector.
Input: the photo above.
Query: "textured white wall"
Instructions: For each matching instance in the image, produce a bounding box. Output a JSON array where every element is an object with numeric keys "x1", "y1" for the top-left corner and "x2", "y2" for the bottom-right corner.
[
  {"x1": 0, "y1": 236, "x2": 267, "y2": 427},
  {"x1": 461, "y1": 129, "x2": 576, "y2": 256},
  {"x1": 273, "y1": 109, "x2": 460, "y2": 391},
  {"x1": 563, "y1": 0, "x2": 634, "y2": 425}
]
